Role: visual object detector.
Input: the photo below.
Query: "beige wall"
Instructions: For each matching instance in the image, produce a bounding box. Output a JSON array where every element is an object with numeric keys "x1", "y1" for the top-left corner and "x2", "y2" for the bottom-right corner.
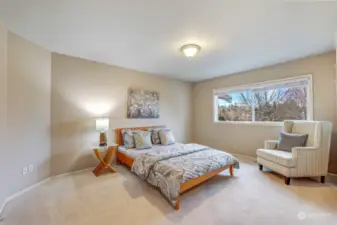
[
  {"x1": 334, "y1": 41, "x2": 337, "y2": 173},
  {"x1": 7, "y1": 32, "x2": 52, "y2": 192},
  {"x1": 0, "y1": 29, "x2": 52, "y2": 209},
  {"x1": 193, "y1": 52, "x2": 337, "y2": 173},
  {"x1": 0, "y1": 20, "x2": 7, "y2": 210},
  {"x1": 51, "y1": 53, "x2": 192, "y2": 175}
]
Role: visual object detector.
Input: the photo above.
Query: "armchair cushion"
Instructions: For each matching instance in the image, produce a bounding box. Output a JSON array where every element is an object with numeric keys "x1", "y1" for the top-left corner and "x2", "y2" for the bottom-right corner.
[
  {"x1": 278, "y1": 132, "x2": 308, "y2": 152},
  {"x1": 257, "y1": 149, "x2": 296, "y2": 168}
]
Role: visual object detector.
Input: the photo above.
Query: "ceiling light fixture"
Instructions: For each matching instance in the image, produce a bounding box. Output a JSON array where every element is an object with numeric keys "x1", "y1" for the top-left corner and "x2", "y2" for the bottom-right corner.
[{"x1": 181, "y1": 44, "x2": 201, "y2": 57}]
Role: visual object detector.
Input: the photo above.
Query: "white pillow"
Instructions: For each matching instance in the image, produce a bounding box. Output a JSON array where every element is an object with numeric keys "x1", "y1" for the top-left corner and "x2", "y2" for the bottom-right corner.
[{"x1": 159, "y1": 129, "x2": 175, "y2": 145}]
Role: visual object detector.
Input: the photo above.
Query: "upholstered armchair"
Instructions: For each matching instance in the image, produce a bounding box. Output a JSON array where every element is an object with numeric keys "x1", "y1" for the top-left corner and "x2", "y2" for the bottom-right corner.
[{"x1": 256, "y1": 120, "x2": 332, "y2": 185}]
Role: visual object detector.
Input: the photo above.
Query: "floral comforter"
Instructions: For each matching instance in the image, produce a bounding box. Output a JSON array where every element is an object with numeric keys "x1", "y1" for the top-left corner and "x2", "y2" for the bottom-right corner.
[{"x1": 131, "y1": 143, "x2": 239, "y2": 207}]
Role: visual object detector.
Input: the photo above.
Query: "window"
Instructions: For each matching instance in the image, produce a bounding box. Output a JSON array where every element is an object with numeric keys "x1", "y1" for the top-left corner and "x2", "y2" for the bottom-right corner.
[{"x1": 214, "y1": 75, "x2": 313, "y2": 124}]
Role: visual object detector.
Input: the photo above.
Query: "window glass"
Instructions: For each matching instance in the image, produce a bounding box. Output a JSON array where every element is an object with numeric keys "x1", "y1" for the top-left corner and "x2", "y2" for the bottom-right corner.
[
  {"x1": 217, "y1": 91, "x2": 252, "y2": 121},
  {"x1": 214, "y1": 76, "x2": 311, "y2": 123},
  {"x1": 254, "y1": 87, "x2": 307, "y2": 121}
]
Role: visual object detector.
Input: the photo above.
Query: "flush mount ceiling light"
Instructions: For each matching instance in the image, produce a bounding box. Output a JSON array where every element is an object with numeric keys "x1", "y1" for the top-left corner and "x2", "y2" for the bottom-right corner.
[{"x1": 181, "y1": 44, "x2": 201, "y2": 57}]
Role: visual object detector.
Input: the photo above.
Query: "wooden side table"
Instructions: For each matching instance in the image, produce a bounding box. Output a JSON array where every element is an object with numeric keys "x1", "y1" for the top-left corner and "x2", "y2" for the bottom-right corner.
[{"x1": 92, "y1": 145, "x2": 117, "y2": 177}]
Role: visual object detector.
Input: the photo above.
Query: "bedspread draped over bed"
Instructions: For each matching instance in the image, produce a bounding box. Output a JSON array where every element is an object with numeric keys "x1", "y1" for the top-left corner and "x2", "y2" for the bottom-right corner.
[{"x1": 131, "y1": 143, "x2": 240, "y2": 207}]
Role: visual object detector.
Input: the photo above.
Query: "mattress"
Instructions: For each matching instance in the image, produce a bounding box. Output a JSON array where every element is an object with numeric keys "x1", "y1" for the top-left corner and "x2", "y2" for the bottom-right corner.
[{"x1": 118, "y1": 143, "x2": 184, "y2": 159}]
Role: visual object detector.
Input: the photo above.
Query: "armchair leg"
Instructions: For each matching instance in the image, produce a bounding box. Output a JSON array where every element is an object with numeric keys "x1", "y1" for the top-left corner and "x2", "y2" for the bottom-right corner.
[
  {"x1": 258, "y1": 164, "x2": 263, "y2": 171},
  {"x1": 320, "y1": 176, "x2": 325, "y2": 184},
  {"x1": 285, "y1": 177, "x2": 291, "y2": 185}
]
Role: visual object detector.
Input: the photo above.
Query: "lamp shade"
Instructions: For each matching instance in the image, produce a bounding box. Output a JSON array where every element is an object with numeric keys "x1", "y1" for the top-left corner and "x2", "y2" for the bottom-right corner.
[{"x1": 96, "y1": 118, "x2": 109, "y2": 132}]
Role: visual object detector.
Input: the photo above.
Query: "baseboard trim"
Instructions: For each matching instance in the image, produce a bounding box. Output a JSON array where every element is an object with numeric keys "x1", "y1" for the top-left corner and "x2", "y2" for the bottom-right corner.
[
  {"x1": 231, "y1": 153, "x2": 256, "y2": 162},
  {"x1": 0, "y1": 201, "x2": 6, "y2": 219},
  {"x1": 5, "y1": 177, "x2": 52, "y2": 203},
  {"x1": 0, "y1": 167, "x2": 95, "y2": 218},
  {"x1": 52, "y1": 167, "x2": 94, "y2": 179}
]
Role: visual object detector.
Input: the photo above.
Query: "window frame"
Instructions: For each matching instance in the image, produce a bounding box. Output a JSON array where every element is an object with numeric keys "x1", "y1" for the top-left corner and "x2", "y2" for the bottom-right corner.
[{"x1": 213, "y1": 74, "x2": 313, "y2": 126}]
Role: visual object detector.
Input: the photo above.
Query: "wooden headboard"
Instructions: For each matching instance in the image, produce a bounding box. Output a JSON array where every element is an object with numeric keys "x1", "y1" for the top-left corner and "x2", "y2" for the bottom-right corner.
[{"x1": 115, "y1": 126, "x2": 165, "y2": 146}]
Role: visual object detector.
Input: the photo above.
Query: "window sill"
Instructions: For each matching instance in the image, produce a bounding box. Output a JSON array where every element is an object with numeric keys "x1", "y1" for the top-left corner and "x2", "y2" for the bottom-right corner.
[{"x1": 214, "y1": 121, "x2": 284, "y2": 126}]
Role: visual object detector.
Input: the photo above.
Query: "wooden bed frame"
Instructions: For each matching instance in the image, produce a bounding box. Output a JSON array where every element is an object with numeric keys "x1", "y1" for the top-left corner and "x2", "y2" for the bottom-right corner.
[{"x1": 115, "y1": 126, "x2": 234, "y2": 210}]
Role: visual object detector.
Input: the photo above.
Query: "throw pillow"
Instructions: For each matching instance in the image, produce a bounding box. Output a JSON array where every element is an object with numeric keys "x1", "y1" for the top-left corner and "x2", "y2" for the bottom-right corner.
[
  {"x1": 159, "y1": 129, "x2": 175, "y2": 145},
  {"x1": 133, "y1": 131, "x2": 152, "y2": 150},
  {"x1": 148, "y1": 128, "x2": 162, "y2": 145},
  {"x1": 121, "y1": 129, "x2": 136, "y2": 149},
  {"x1": 278, "y1": 132, "x2": 308, "y2": 152}
]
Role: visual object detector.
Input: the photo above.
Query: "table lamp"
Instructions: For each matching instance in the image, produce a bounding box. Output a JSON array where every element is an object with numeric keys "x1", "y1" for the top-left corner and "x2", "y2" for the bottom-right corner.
[{"x1": 96, "y1": 118, "x2": 109, "y2": 147}]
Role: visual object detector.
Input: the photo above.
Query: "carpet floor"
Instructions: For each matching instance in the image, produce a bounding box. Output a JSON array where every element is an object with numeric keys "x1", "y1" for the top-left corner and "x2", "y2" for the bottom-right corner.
[{"x1": 1, "y1": 157, "x2": 337, "y2": 225}]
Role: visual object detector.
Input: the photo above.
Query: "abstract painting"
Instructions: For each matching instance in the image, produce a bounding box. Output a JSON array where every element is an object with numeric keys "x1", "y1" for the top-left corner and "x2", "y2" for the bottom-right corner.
[{"x1": 127, "y1": 89, "x2": 159, "y2": 119}]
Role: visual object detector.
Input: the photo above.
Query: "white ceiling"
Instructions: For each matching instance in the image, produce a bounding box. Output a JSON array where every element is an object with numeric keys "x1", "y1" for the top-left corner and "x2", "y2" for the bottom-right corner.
[{"x1": 0, "y1": 0, "x2": 337, "y2": 82}]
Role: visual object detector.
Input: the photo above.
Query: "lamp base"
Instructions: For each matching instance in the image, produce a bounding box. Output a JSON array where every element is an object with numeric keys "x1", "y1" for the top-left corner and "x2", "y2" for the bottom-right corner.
[{"x1": 99, "y1": 132, "x2": 107, "y2": 147}]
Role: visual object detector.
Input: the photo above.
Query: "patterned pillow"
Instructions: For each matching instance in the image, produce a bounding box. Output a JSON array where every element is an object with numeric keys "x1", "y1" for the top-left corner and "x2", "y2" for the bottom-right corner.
[
  {"x1": 148, "y1": 128, "x2": 162, "y2": 145},
  {"x1": 121, "y1": 129, "x2": 136, "y2": 149},
  {"x1": 159, "y1": 129, "x2": 175, "y2": 145},
  {"x1": 133, "y1": 131, "x2": 152, "y2": 150}
]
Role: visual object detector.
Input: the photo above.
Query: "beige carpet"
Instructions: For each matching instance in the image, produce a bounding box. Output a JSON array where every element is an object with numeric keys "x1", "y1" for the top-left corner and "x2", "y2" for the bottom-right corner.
[{"x1": 1, "y1": 157, "x2": 337, "y2": 225}]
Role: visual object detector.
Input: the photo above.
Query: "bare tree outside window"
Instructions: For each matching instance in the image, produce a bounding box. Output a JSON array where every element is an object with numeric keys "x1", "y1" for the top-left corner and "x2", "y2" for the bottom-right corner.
[
  {"x1": 216, "y1": 82, "x2": 308, "y2": 122},
  {"x1": 217, "y1": 91, "x2": 252, "y2": 121},
  {"x1": 254, "y1": 87, "x2": 307, "y2": 121}
]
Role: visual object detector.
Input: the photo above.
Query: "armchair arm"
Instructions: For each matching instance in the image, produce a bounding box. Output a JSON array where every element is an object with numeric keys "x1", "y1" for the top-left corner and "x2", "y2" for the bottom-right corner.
[
  {"x1": 292, "y1": 146, "x2": 321, "y2": 169},
  {"x1": 292, "y1": 146, "x2": 318, "y2": 152},
  {"x1": 264, "y1": 140, "x2": 279, "y2": 149},
  {"x1": 291, "y1": 146, "x2": 319, "y2": 158},
  {"x1": 292, "y1": 146, "x2": 328, "y2": 175}
]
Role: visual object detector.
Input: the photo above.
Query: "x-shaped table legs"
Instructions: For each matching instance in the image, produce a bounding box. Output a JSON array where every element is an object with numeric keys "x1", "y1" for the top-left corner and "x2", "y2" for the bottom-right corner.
[{"x1": 93, "y1": 146, "x2": 117, "y2": 177}]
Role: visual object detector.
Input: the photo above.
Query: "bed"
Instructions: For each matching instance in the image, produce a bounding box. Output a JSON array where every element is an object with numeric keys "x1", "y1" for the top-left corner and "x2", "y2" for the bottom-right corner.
[{"x1": 115, "y1": 126, "x2": 239, "y2": 210}]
